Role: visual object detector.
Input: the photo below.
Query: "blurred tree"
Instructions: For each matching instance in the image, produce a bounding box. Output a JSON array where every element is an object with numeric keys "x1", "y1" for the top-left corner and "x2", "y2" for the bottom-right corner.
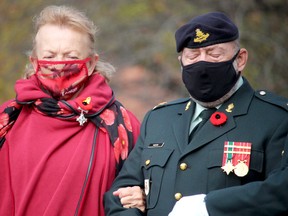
[{"x1": 0, "y1": 0, "x2": 287, "y2": 117}]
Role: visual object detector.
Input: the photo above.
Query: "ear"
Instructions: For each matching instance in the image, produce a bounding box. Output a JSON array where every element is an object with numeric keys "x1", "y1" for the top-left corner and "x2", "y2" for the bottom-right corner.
[
  {"x1": 88, "y1": 54, "x2": 99, "y2": 76},
  {"x1": 30, "y1": 56, "x2": 38, "y2": 71},
  {"x1": 236, "y1": 48, "x2": 248, "y2": 72}
]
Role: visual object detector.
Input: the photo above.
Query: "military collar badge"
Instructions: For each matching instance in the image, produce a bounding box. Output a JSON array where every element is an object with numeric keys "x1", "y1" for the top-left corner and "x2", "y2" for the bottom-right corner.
[
  {"x1": 225, "y1": 103, "x2": 234, "y2": 113},
  {"x1": 221, "y1": 141, "x2": 252, "y2": 177},
  {"x1": 185, "y1": 101, "x2": 191, "y2": 111}
]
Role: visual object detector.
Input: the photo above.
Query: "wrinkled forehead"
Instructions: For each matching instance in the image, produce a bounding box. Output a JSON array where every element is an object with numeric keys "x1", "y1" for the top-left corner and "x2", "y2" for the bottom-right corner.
[{"x1": 36, "y1": 25, "x2": 89, "y2": 45}]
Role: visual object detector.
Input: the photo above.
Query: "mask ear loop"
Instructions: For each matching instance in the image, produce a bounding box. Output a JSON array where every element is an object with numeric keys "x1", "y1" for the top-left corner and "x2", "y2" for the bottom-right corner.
[
  {"x1": 178, "y1": 55, "x2": 185, "y2": 73},
  {"x1": 233, "y1": 49, "x2": 241, "y2": 61},
  {"x1": 232, "y1": 49, "x2": 241, "y2": 75}
]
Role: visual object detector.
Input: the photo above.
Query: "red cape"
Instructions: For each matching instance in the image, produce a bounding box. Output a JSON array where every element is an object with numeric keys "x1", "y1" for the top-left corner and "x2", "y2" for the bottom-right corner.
[{"x1": 0, "y1": 74, "x2": 140, "y2": 215}]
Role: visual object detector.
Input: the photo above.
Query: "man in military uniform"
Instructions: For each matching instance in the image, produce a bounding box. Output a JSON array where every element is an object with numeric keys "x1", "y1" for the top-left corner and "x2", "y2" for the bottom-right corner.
[{"x1": 104, "y1": 12, "x2": 288, "y2": 216}]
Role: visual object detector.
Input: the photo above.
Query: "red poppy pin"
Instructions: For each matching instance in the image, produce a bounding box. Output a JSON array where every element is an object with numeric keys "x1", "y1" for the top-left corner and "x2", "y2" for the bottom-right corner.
[
  {"x1": 210, "y1": 111, "x2": 227, "y2": 126},
  {"x1": 76, "y1": 97, "x2": 92, "y2": 111}
]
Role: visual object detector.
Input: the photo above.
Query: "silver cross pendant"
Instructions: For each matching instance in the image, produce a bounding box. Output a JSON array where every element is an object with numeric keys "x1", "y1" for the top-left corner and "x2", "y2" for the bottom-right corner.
[{"x1": 76, "y1": 107, "x2": 88, "y2": 126}]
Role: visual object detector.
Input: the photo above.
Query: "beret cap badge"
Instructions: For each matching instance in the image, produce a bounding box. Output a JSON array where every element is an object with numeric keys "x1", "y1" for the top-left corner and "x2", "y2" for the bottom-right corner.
[{"x1": 194, "y1": 29, "x2": 209, "y2": 43}]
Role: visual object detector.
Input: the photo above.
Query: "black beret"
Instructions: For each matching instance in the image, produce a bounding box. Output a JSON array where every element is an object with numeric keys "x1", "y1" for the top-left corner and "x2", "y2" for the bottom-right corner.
[{"x1": 175, "y1": 12, "x2": 239, "y2": 52}]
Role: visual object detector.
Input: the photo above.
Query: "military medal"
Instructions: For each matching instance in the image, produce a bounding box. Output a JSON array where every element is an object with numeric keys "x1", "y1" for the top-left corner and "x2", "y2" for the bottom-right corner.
[
  {"x1": 221, "y1": 160, "x2": 235, "y2": 175},
  {"x1": 221, "y1": 141, "x2": 235, "y2": 175},
  {"x1": 233, "y1": 142, "x2": 251, "y2": 177},
  {"x1": 222, "y1": 141, "x2": 252, "y2": 177},
  {"x1": 234, "y1": 160, "x2": 249, "y2": 177}
]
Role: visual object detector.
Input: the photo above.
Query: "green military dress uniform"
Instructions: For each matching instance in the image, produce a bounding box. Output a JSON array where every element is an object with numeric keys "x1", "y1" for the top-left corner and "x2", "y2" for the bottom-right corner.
[{"x1": 104, "y1": 78, "x2": 288, "y2": 216}]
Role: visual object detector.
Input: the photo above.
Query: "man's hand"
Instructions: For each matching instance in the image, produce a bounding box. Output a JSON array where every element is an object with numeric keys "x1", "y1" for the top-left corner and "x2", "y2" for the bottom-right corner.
[
  {"x1": 113, "y1": 186, "x2": 146, "y2": 212},
  {"x1": 168, "y1": 194, "x2": 208, "y2": 216}
]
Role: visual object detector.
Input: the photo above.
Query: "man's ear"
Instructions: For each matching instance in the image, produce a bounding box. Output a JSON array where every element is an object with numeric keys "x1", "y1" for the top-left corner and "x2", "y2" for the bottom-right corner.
[{"x1": 237, "y1": 48, "x2": 248, "y2": 72}]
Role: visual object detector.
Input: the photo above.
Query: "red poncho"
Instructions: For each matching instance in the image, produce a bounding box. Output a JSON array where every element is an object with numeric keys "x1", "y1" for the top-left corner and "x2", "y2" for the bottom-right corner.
[{"x1": 0, "y1": 73, "x2": 140, "y2": 215}]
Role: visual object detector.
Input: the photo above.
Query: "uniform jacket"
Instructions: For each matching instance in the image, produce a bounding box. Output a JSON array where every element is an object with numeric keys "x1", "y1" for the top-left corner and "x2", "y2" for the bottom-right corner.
[{"x1": 104, "y1": 78, "x2": 288, "y2": 216}]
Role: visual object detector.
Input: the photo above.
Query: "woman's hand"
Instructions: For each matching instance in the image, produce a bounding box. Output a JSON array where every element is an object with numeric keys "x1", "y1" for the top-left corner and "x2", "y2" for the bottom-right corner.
[{"x1": 113, "y1": 186, "x2": 146, "y2": 212}]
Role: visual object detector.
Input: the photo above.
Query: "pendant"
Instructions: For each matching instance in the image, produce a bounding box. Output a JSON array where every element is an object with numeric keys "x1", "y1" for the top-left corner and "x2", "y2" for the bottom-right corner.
[{"x1": 76, "y1": 107, "x2": 88, "y2": 126}]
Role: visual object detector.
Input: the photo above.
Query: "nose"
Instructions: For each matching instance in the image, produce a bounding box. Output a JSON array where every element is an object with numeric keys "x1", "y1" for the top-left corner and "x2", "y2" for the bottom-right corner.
[
  {"x1": 197, "y1": 52, "x2": 207, "y2": 62},
  {"x1": 54, "y1": 56, "x2": 65, "y2": 61}
]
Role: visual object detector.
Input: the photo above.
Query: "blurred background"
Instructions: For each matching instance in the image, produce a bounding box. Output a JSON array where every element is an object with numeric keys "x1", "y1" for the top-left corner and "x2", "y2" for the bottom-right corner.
[{"x1": 0, "y1": 0, "x2": 287, "y2": 120}]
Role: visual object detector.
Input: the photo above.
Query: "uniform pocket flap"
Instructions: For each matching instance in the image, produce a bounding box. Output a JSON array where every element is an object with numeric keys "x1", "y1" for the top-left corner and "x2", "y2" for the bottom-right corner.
[
  {"x1": 207, "y1": 148, "x2": 264, "y2": 172},
  {"x1": 141, "y1": 148, "x2": 173, "y2": 169}
]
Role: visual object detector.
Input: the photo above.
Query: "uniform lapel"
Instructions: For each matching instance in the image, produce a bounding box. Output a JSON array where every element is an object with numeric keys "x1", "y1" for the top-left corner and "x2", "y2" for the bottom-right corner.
[
  {"x1": 172, "y1": 100, "x2": 195, "y2": 152},
  {"x1": 181, "y1": 79, "x2": 255, "y2": 157}
]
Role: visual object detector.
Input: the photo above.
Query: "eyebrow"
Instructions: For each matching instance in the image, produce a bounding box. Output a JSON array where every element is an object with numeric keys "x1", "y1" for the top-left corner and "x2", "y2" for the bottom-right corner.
[
  {"x1": 205, "y1": 45, "x2": 225, "y2": 52},
  {"x1": 42, "y1": 50, "x2": 81, "y2": 55}
]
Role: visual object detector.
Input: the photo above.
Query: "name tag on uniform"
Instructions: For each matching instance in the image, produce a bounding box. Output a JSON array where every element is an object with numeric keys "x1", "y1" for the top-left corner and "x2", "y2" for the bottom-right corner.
[
  {"x1": 148, "y1": 142, "x2": 164, "y2": 148},
  {"x1": 144, "y1": 179, "x2": 150, "y2": 195}
]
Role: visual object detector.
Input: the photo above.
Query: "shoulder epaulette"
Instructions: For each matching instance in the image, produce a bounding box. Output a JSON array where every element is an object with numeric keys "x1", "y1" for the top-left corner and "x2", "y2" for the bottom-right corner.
[
  {"x1": 255, "y1": 90, "x2": 288, "y2": 111},
  {"x1": 152, "y1": 98, "x2": 191, "y2": 110}
]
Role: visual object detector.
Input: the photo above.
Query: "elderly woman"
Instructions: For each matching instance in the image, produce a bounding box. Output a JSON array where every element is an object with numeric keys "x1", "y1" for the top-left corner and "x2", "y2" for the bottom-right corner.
[{"x1": 0, "y1": 5, "x2": 144, "y2": 216}]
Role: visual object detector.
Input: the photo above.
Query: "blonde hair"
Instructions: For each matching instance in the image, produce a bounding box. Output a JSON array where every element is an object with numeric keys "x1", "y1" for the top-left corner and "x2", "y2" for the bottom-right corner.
[{"x1": 24, "y1": 5, "x2": 115, "y2": 80}]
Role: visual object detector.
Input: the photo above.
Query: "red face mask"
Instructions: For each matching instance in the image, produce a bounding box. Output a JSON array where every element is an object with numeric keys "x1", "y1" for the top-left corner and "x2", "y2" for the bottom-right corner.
[{"x1": 35, "y1": 58, "x2": 91, "y2": 100}]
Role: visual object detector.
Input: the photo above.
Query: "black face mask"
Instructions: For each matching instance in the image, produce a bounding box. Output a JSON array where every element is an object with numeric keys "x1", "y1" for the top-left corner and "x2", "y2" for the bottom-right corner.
[{"x1": 182, "y1": 51, "x2": 240, "y2": 103}]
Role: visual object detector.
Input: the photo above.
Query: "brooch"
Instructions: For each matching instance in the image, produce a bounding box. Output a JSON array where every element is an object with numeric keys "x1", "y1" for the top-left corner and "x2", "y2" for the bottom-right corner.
[{"x1": 76, "y1": 97, "x2": 92, "y2": 126}]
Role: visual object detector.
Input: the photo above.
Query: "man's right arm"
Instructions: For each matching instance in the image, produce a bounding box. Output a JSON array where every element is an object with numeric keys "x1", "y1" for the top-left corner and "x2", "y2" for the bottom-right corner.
[
  {"x1": 104, "y1": 113, "x2": 151, "y2": 216},
  {"x1": 104, "y1": 142, "x2": 145, "y2": 215}
]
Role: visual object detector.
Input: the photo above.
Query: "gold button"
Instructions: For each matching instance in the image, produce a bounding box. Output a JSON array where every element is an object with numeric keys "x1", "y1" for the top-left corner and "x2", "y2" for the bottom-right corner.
[
  {"x1": 174, "y1": 193, "x2": 182, "y2": 201},
  {"x1": 145, "y1": 159, "x2": 151, "y2": 166},
  {"x1": 179, "y1": 163, "x2": 188, "y2": 170}
]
